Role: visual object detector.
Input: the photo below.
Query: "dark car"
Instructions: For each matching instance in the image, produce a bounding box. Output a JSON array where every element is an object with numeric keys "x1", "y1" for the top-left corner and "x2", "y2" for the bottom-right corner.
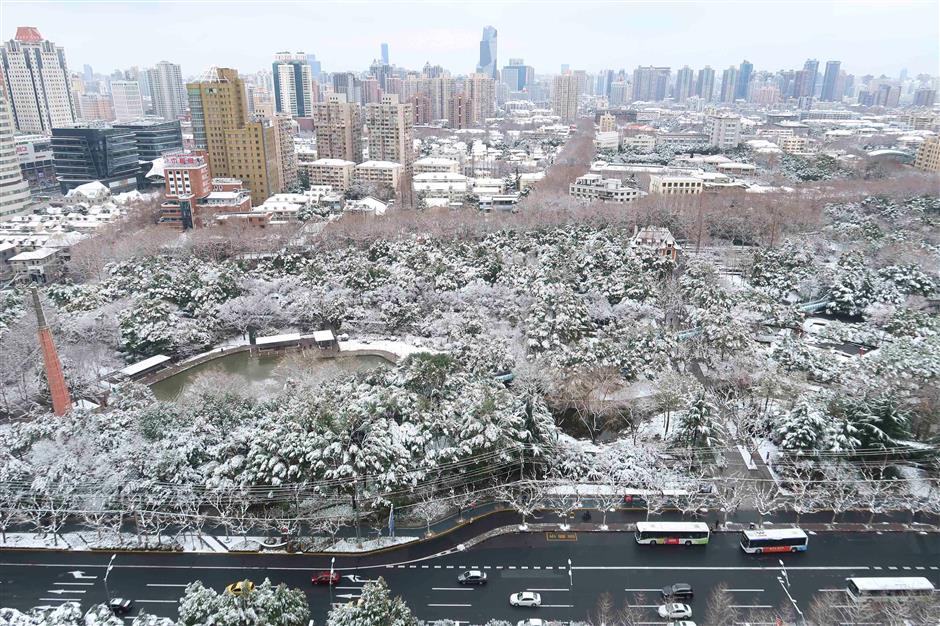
[
  {"x1": 661, "y1": 583, "x2": 694, "y2": 600},
  {"x1": 457, "y1": 570, "x2": 487, "y2": 585},
  {"x1": 312, "y1": 571, "x2": 341, "y2": 585},
  {"x1": 108, "y1": 598, "x2": 133, "y2": 615}
]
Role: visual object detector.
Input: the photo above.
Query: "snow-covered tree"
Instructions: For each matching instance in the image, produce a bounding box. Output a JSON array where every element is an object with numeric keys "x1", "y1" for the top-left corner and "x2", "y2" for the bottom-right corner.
[
  {"x1": 326, "y1": 577, "x2": 418, "y2": 626},
  {"x1": 775, "y1": 400, "x2": 828, "y2": 451}
]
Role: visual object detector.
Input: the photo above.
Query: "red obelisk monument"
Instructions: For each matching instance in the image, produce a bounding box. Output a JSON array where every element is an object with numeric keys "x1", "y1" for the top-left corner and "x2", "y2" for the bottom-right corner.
[{"x1": 32, "y1": 287, "x2": 71, "y2": 415}]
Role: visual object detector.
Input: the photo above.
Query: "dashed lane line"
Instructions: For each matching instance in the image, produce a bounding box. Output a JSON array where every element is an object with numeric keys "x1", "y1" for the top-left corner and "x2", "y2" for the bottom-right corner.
[
  {"x1": 427, "y1": 603, "x2": 472, "y2": 607},
  {"x1": 431, "y1": 588, "x2": 474, "y2": 591},
  {"x1": 134, "y1": 600, "x2": 178, "y2": 604},
  {"x1": 146, "y1": 584, "x2": 188, "y2": 588},
  {"x1": 727, "y1": 588, "x2": 765, "y2": 592},
  {"x1": 53, "y1": 582, "x2": 94, "y2": 586},
  {"x1": 573, "y1": 565, "x2": 871, "y2": 571},
  {"x1": 624, "y1": 588, "x2": 660, "y2": 592},
  {"x1": 542, "y1": 604, "x2": 574, "y2": 608},
  {"x1": 527, "y1": 588, "x2": 570, "y2": 592},
  {"x1": 730, "y1": 605, "x2": 774, "y2": 609}
]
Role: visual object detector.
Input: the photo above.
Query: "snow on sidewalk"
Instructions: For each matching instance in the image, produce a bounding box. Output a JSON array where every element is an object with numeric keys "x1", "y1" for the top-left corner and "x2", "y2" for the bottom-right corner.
[{"x1": 319, "y1": 535, "x2": 418, "y2": 552}]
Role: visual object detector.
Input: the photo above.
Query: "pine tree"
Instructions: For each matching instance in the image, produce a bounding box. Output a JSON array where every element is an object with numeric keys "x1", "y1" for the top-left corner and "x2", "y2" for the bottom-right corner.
[
  {"x1": 776, "y1": 401, "x2": 827, "y2": 451},
  {"x1": 326, "y1": 578, "x2": 418, "y2": 626}
]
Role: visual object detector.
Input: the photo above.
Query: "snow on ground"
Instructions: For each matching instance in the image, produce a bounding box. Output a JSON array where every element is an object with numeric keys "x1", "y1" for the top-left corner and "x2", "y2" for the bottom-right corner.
[
  {"x1": 896, "y1": 465, "x2": 933, "y2": 499},
  {"x1": 321, "y1": 535, "x2": 418, "y2": 552},
  {"x1": 635, "y1": 411, "x2": 671, "y2": 441},
  {"x1": 339, "y1": 339, "x2": 437, "y2": 361},
  {"x1": 757, "y1": 438, "x2": 789, "y2": 493}
]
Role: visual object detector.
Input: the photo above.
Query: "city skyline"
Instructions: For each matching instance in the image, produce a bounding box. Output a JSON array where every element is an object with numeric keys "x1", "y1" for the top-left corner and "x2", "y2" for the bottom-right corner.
[{"x1": 2, "y1": 1, "x2": 937, "y2": 79}]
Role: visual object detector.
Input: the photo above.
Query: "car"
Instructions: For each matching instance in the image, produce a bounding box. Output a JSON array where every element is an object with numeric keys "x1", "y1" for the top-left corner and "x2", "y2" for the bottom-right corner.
[
  {"x1": 311, "y1": 571, "x2": 341, "y2": 585},
  {"x1": 457, "y1": 570, "x2": 488, "y2": 585},
  {"x1": 666, "y1": 622, "x2": 697, "y2": 626},
  {"x1": 658, "y1": 603, "x2": 692, "y2": 619},
  {"x1": 225, "y1": 580, "x2": 256, "y2": 596},
  {"x1": 518, "y1": 620, "x2": 545, "y2": 626},
  {"x1": 107, "y1": 598, "x2": 132, "y2": 615},
  {"x1": 661, "y1": 583, "x2": 694, "y2": 599},
  {"x1": 509, "y1": 591, "x2": 542, "y2": 607}
]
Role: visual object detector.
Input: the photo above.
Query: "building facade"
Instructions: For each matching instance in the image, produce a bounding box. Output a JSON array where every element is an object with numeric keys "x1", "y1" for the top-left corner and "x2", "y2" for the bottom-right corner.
[
  {"x1": 148, "y1": 61, "x2": 187, "y2": 122},
  {"x1": 364, "y1": 94, "x2": 414, "y2": 166},
  {"x1": 307, "y1": 158, "x2": 356, "y2": 191},
  {"x1": 476, "y1": 26, "x2": 498, "y2": 79},
  {"x1": 272, "y1": 52, "x2": 316, "y2": 117},
  {"x1": 914, "y1": 135, "x2": 940, "y2": 173},
  {"x1": 110, "y1": 80, "x2": 144, "y2": 121},
  {"x1": 0, "y1": 96, "x2": 32, "y2": 219},
  {"x1": 113, "y1": 119, "x2": 183, "y2": 162},
  {"x1": 552, "y1": 73, "x2": 579, "y2": 123},
  {"x1": 648, "y1": 175, "x2": 703, "y2": 195},
  {"x1": 50, "y1": 124, "x2": 139, "y2": 193},
  {"x1": 704, "y1": 114, "x2": 742, "y2": 149},
  {"x1": 312, "y1": 93, "x2": 363, "y2": 162},
  {"x1": 569, "y1": 174, "x2": 640, "y2": 202},
  {"x1": 1, "y1": 27, "x2": 75, "y2": 133}
]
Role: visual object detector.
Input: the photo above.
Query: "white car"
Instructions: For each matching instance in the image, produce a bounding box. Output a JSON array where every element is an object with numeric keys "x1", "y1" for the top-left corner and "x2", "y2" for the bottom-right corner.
[
  {"x1": 510, "y1": 591, "x2": 542, "y2": 607},
  {"x1": 667, "y1": 622, "x2": 697, "y2": 626},
  {"x1": 658, "y1": 603, "x2": 692, "y2": 619},
  {"x1": 518, "y1": 620, "x2": 544, "y2": 626}
]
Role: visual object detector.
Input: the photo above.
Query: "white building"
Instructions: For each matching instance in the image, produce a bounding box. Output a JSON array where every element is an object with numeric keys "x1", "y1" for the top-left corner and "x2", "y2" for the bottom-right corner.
[
  {"x1": 354, "y1": 160, "x2": 403, "y2": 192},
  {"x1": 413, "y1": 156, "x2": 460, "y2": 174},
  {"x1": 148, "y1": 61, "x2": 187, "y2": 122},
  {"x1": 0, "y1": 96, "x2": 32, "y2": 220},
  {"x1": 594, "y1": 130, "x2": 620, "y2": 151},
  {"x1": 648, "y1": 175, "x2": 703, "y2": 195},
  {"x1": 413, "y1": 172, "x2": 470, "y2": 200},
  {"x1": 704, "y1": 113, "x2": 742, "y2": 150},
  {"x1": 552, "y1": 73, "x2": 579, "y2": 123},
  {"x1": 273, "y1": 52, "x2": 317, "y2": 118},
  {"x1": 1, "y1": 27, "x2": 75, "y2": 133},
  {"x1": 110, "y1": 81, "x2": 144, "y2": 122},
  {"x1": 569, "y1": 174, "x2": 641, "y2": 202},
  {"x1": 621, "y1": 134, "x2": 656, "y2": 153}
]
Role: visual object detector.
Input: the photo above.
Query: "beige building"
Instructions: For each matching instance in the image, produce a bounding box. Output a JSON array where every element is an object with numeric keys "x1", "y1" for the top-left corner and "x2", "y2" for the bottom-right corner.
[
  {"x1": 273, "y1": 114, "x2": 298, "y2": 189},
  {"x1": 599, "y1": 113, "x2": 617, "y2": 133},
  {"x1": 467, "y1": 73, "x2": 495, "y2": 124},
  {"x1": 914, "y1": 135, "x2": 940, "y2": 173},
  {"x1": 413, "y1": 157, "x2": 459, "y2": 174},
  {"x1": 621, "y1": 134, "x2": 656, "y2": 153},
  {"x1": 648, "y1": 175, "x2": 703, "y2": 195},
  {"x1": 78, "y1": 94, "x2": 114, "y2": 122},
  {"x1": 308, "y1": 158, "x2": 356, "y2": 191},
  {"x1": 312, "y1": 93, "x2": 363, "y2": 163},
  {"x1": 704, "y1": 113, "x2": 742, "y2": 149},
  {"x1": 0, "y1": 96, "x2": 32, "y2": 220},
  {"x1": 187, "y1": 67, "x2": 283, "y2": 205},
  {"x1": 1, "y1": 27, "x2": 75, "y2": 133},
  {"x1": 552, "y1": 73, "x2": 579, "y2": 123},
  {"x1": 110, "y1": 80, "x2": 144, "y2": 122},
  {"x1": 365, "y1": 94, "x2": 414, "y2": 167},
  {"x1": 354, "y1": 160, "x2": 403, "y2": 193},
  {"x1": 569, "y1": 174, "x2": 640, "y2": 202}
]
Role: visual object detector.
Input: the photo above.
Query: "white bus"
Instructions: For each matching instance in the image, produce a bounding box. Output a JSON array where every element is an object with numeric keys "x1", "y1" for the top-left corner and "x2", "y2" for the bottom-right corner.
[
  {"x1": 740, "y1": 528, "x2": 809, "y2": 554},
  {"x1": 635, "y1": 522, "x2": 710, "y2": 545},
  {"x1": 846, "y1": 577, "x2": 936, "y2": 603}
]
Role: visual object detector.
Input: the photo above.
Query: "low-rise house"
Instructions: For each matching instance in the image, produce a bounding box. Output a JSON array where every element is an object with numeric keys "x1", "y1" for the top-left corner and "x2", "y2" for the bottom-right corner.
[
  {"x1": 648, "y1": 175, "x2": 703, "y2": 195},
  {"x1": 631, "y1": 226, "x2": 681, "y2": 260},
  {"x1": 569, "y1": 174, "x2": 642, "y2": 202}
]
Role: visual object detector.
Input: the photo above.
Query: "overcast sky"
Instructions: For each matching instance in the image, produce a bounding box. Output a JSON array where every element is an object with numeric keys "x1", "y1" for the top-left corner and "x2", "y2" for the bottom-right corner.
[{"x1": 3, "y1": 0, "x2": 938, "y2": 79}]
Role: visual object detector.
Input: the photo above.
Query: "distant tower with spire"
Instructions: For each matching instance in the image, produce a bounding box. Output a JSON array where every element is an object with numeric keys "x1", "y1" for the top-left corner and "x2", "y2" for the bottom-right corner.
[{"x1": 32, "y1": 287, "x2": 71, "y2": 415}]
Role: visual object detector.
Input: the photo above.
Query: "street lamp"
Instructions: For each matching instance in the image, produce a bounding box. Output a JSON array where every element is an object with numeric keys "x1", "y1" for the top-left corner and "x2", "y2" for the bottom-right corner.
[
  {"x1": 567, "y1": 558, "x2": 573, "y2": 589},
  {"x1": 329, "y1": 556, "x2": 336, "y2": 606},
  {"x1": 103, "y1": 554, "x2": 117, "y2": 604},
  {"x1": 777, "y1": 558, "x2": 806, "y2": 625}
]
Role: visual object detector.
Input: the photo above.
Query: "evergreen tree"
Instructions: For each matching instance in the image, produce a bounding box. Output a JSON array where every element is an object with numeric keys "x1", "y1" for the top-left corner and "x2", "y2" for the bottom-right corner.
[
  {"x1": 326, "y1": 578, "x2": 418, "y2": 626},
  {"x1": 776, "y1": 401, "x2": 827, "y2": 451}
]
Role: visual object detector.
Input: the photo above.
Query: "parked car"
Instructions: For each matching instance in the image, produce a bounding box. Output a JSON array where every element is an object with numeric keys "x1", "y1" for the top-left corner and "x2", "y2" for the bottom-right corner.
[
  {"x1": 311, "y1": 571, "x2": 340, "y2": 585},
  {"x1": 518, "y1": 620, "x2": 545, "y2": 626},
  {"x1": 658, "y1": 603, "x2": 692, "y2": 619},
  {"x1": 108, "y1": 598, "x2": 132, "y2": 615},
  {"x1": 661, "y1": 583, "x2": 694, "y2": 599},
  {"x1": 509, "y1": 591, "x2": 542, "y2": 607},
  {"x1": 457, "y1": 570, "x2": 487, "y2": 585},
  {"x1": 225, "y1": 580, "x2": 255, "y2": 596}
]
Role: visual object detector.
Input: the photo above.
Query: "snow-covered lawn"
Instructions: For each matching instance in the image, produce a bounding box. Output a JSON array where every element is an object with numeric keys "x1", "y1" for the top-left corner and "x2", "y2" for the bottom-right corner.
[
  {"x1": 319, "y1": 535, "x2": 418, "y2": 552},
  {"x1": 339, "y1": 339, "x2": 437, "y2": 361}
]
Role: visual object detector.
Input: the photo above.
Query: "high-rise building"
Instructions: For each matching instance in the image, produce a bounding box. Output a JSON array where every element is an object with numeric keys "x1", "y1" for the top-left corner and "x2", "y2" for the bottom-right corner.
[
  {"x1": 502, "y1": 58, "x2": 535, "y2": 92},
  {"x1": 148, "y1": 61, "x2": 187, "y2": 122},
  {"x1": 429, "y1": 76, "x2": 455, "y2": 122},
  {"x1": 913, "y1": 88, "x2": 937, "y2": 107},
  {"x1": 411, "y1": 92, "x2": 432, "y2": 125},
  {"x1": 364, "y1": 94, "x2": 414, "y2": 166},
  {"x1": 467, "y1": 73, "x2": 495, "y2": 124},
  {"x1": 0, "y1": 96, "x2": 32, "y2": 220},
  {"x1": 83, "y1": 64, "x2": 94, "y2": 81},
  {"x1": 675, "y1": 66, "x2": 694, "y2": 102},
  {"x1": 110, "y1": 81, "x2": 144, "y2": 121},
  {"x1": 187, "y1": 67, "x2": 283, "y2": 204},
  {"x1": 381, "y1": 43, "x2": 389, "y2": 65},
  {"x1": 50, "y1": 123, "x2": 139, "y2": 193},
  {"x1": 78, "y1": 93, "x2": 115, "y2": 122},
  {"x1": 273, "y1": 114, "x2": 298, "y2": 189},
  {"x1": 113, "y1": 119, "x2": 183, "y2": 162},
  {"x1": 632, "y1": 66, "x2": 670, "y2": 101},
  {"x1": 820, "y1": 61, "x2": 842, "y2": 101},
  {"x1": 696, "y1": 66, "x2": 715, "y2": 101},
  {"x1": 720, "y1": 67, "x2": 737, "y2": 103},
  {"x1": 272, "y1": 52, "x2": 316, "y2": 117},
  {"x1": 1, "y1": 27, "x2": 75, "y2": 133},
  {"x1": 332, "y1": 72, "x2": 362, "y2": 105},
  {"x1": 476, "y1": 26, "x2": 498, "y2": 79},
  {"x1": 735, "y1": 60, "x2": 753, "y2": 100},
  {"x1": 704, "y1": 113, "x2": 742, "y2": 149},
  {"x1": 609, "y1": 81, "x2": 628, "y2": 107},
  {"x1": 448, "y1": 92, "x2": 473, "y2": 129},
  {"x1": 793, "y1": 59, "x2": 819, "y2": 98},
  {"x1": 312, "y1": 93, "x2": 363, "y2": 163},
  {"x1": 913, "y1": 135, "x2": 940, "y2": 173},
  {"x1": 552, "y1": 73, "x2": 579, "y2": 122},
  {"x1": 361, "y1": 77, "x2": 382, "y2": 104}
]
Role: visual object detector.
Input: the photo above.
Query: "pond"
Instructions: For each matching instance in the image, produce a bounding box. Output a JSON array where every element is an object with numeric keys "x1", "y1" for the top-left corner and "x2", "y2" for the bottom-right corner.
[{"x1": 150, "y1": 350, "x2": 392, "y2": 401}]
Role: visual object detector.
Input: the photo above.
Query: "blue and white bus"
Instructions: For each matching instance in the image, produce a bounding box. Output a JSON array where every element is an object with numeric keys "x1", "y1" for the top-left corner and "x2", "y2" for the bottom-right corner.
[
  {"x1": 740, "y1": 528, "x2": 808, "y2": 554},
  {"x1": 846, "y1": 577, "x2": 935, "y2": 603}
]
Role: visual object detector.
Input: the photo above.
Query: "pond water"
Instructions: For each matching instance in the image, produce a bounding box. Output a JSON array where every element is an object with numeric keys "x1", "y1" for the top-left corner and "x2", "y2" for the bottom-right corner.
[{"x1": 150, "y1": 350, "x2": 392, "y2": 401}]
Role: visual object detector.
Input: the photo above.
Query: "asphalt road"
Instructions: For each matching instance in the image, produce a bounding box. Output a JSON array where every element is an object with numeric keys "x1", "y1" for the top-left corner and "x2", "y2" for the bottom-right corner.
[{"x1": 2, "y1": 531, "x2": 939, "y2": 624}]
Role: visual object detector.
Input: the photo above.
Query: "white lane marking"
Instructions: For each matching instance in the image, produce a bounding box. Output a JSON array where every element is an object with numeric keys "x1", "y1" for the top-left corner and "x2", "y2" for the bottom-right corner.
[
  {"x1": 545, "y1": 566, "x2": 553, "y2": 570},
  {"x1": 915, "y1": 566, "x2": 925, "y2": 570},
  {"x1": 427, "y1": 603, "x2": 472, "y2": 607},
  {"x1": 446, "y1": 565, "x2": 454, "y2": 569},
  {"x1": 433, "y1": 565, "x2": 441, "y2": 569},
  {"x1": 731, "y1": 605, "x2": 773, "y2": 609},
  {"x1": 528, "y1": 588, "x2": 570, "y2": 592},
  {"x1": 335, "y1": 586, "x2": 363, "y2": 590},
  {"x1": 409, "y1": 565, "x2": 416, "y2": 569},
  {"x1": 508, "y1": 566, "x2": 517, "y2": 569},
  {"x1": 483, "y1": 566, "x2": 491, "y2": 569},
  {"x1": 44, "y1": 589, "x2": 85, "y2": 594},
  {"x1": 53, "y1": 582, "x2": 94, "y2": 586},
  {"x1": 873, "y1": 566, "x2": 883, "y2": 570},
  {"x1": 431, "y1": 587, "x2": 474, "y2": 591},
  {"x1": 38, "y1": 598, "x2": 75, "y2": 603},
  {"x1": 135, "y1": 600, "x2": 178, "y2": 604},
  {"x1": 521, "y1": 566, "x2": 529, "y2": 569},
  {"x1": 496, "y1": 566, "x2": 504, "y2": 570},
  {"x1": 930, "y1": 566, "x2": 938, "y2": 570},
  {"x1": 629, "y1": 604, "x2": 659, "y2": 608},
  {"x1": 572, "y1": 566, "x2": 871, "y2": 571},
  {"x1": 888, "y1": 566, "x2": 898, "y2": 570},
  {"x1": 146, "y1": 584, "x2": 188, "y2": 588},
  {"x1": 728, "y1": 588, "x2": 765, "y2": 592},
  {"x1": 818, "y1": 588, "x2": 843, "y2": 592},
  {"x1": 625, "y1": 588, "x2": 660, "y2": 592},
  {"x1": 421, "y1": 566, "x2": 429, "y2": 569},
  {"x1": 533, "y1": 566, "x2": 541, "y2": 570},
  {"x1": 542, "y1": 604, "x2": 574, "y2": 608}
]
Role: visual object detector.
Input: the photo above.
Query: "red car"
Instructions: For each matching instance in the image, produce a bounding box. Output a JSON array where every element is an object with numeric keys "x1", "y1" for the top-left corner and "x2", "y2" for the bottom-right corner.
[{"x1": 311, "y1": 571, "x2": 340, "y2": 585}]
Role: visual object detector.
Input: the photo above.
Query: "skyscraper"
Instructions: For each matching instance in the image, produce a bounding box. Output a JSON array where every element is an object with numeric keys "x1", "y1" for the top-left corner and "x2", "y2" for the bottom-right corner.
[
  {"x1": 148, "y1": 61, "x2": 187, "y2": 122},
  {"x1": 552, "y1": 73, "x2": 579, "y2": 122},
  {"x1": 381, "y1": 43, "x2": 389, "y2": 65},
  {"x1": 306, "y1": 53, "x2": 322, "y2": 80},
  {"x1": 502, "y1": 58, "x2": 535, "y2": 93},
  {"x1": 467, "y1": 73, "x2": 495, "y2": 124},
  {"x1": 0, "y1": 95, "x2": 32, "y2": 219},
  {"x1": 696, "y1": 66, "x2": 715, "y2": 101},
  {"x1": 110, "y1": 81, "x2": 144, "y2": 121},
  {"x1": 476, "y1": 26, "x2": 498, "y2": 79},
  {"x1": 820, "y1": 60, "x2": 842, "y2": 101},
  {"x1": 720, "y1": 66, "x2": 737, "y2": 103},
  {"x1": 632, "y1": 66, "x2": 670, "y2": 101},
  {"x1": 364, "y1": 94, "x2": 414, "y2": 166},
  {"x1": 675, "y1": 66, "x2": 694, "y2": 102},
  {"x1": 272, "y1": 52, "x2": 316, "y2": 117},
  {"x1": 793, "y1": 59, "x2": 819, "y2": 98},
  {"x1": 1, "y1": 27, "x2": 75, "y2": 133},
  {"x1": 187, "y1": 67, "x2": 283, "y2": 204},
  {"x1": 735, "y1": 60, "x2": 753, "y2": 100},
  {"x1": 312, "y1": 93, "x2": 363, "y2": 162}
]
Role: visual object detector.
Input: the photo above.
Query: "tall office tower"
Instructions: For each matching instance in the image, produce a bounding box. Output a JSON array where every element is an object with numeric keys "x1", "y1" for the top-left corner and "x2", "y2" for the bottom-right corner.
[
  {"x1": 696, "y1": 66, "x2": 715, "y2": 101},
  {"x1": 272, "y1": 52, "x2": 316, "y2": 117},
  {"x1": 675, "y1": 66, "x2": 694, "y2": 102},
  {"x1": 448, "y1": 92, "x2": 473, "y2": 129},
  {"x1": 735, "y1": 60, "x2": 753, "y2": 100},
  {"x1": 913, "y1": 88, "x2": 936, "y2": 107},
  {"x1": 364, "y1": 93, "x2": 414, "y2": 166},
  {"x1": 306, "y1": 54, "x2": 322, "y2": 80},
  {"x1": 632, "y1": 66, "x2": 670, "y2": 101},
  {"x1": 793, "y1": 59, "x2": 819, "y2": 98},
  {"x1": 820, "y1": 60, "x2": 842, "y2": 101},
  {"x1": 79, "y1": 93, "x2": 115, "y2": 122},
  {"x1": 385, "y1": 76, "x2": 403, "y2": 96},
  {"x1": 467, "y1": 73, "x2": 495, "y2": 124},
  {"x1": 381, "y1": 43, "x2": 389, "y2": 65},
  {"x1": 187, "y1": 67, "x2": 283, "y2": 205},
  {"x1": 423, "y1": 63, "x2": 446, "y2": 79},
  {"x1": 609, "y1": 81, "x2": 628, "y2": 106},
  {"x1": 332, "y1": 72, "x2": 362, "y2": 104},
  {"x1": 370, "y1": 60, "x2": 391, "y2": 90},
  {"x1": 502, "y1": 58, "x2": 535, "y2": 92},
  {"x1": 0, "y1": 96, "x2": 32, "y2": 219},
  {"x1": 1, "y1": 27, "x2": 75, "y2": 133},
  {"x1": 552, "y1": 73, "x2": 579, "y2": 122},
  {"x1": 476, "y1": 26, "x2": 498, "y2": 79},
  {"x1": 429, "y1": 76, "x2": 455, "y2": 122},
  {"x1": 312, "y1": 93, "x2": 363, "y2": 162},
  {"x1": 137, "y1": 68, "x2": 152, "y2": 100},
  {"x1": 110, "y1": 81, "x2": 144, "y2": 121},
  {"x1": 83, "y1": 64, "x2": 94, "y2": 81},
  {"x1": 720, "y1": 66, "x2": 737, "y2": 102},
  {"x1": 148, "y1": 61, "x2": 187, "y2": 121}
]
